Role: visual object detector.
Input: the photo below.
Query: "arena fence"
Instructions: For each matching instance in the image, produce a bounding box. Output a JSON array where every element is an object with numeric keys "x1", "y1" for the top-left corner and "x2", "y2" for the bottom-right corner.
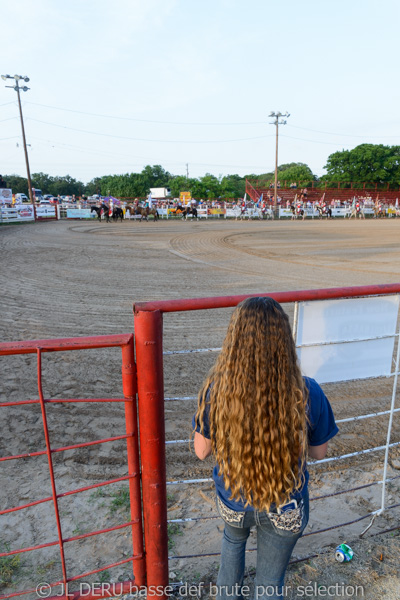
[
  {"x1": 2, "y1": 285, "x2": 400, "y2": 600},
  {"x1": 0, "y1": 335, "x2": 145, "y2": 600},
  {"x1": 133, "y1": 283, "x2": 400, "y2": 597}
]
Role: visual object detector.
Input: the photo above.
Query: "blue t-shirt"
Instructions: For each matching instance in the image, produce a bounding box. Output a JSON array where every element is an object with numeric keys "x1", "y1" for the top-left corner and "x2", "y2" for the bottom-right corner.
[{"x1": 192, "y1": 377, "x2": 338, "y2": 511}]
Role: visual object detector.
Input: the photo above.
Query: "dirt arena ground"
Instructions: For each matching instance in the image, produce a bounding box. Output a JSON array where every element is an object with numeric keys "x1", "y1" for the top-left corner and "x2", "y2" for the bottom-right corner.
[{"x1": 1, "y1": 217, "x2": 400, "y2": 600}]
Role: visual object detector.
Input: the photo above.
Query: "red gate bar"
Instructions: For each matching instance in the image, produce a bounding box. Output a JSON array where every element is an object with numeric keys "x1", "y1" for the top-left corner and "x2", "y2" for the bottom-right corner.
[
  {"x1": 133, "y1": 283, "x2": 400, "y2": 314},
  {"x1": 121, "y1": 340, "x2": 146, "y2": 587},
  {"x1": 134, "y1": 310, "x2": 169, "y2": 596}
]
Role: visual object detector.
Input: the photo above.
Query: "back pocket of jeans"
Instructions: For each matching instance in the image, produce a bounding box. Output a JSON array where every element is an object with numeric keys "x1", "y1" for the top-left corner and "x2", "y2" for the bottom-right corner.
[{"x1": 267, "y1": 503, "x2": 304, "y2": 534}]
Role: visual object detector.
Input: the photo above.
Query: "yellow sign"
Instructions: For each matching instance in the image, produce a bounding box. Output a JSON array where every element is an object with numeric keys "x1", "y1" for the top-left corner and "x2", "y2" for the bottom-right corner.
[{"x1": 180, "y1": 192, "x2": 191, "y2": 205}]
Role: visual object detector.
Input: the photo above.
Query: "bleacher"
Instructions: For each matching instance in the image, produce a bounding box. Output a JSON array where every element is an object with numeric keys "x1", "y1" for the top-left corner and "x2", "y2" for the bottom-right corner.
[{"x1": 246, "y1": 180, "x2": 400, "y2": 205}]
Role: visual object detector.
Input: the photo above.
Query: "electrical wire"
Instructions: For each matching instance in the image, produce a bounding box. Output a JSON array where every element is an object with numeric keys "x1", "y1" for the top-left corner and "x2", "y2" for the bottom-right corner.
[
  {"x1": 24, "y1": 101, "x2": 266, "y2": 126},
  {"x1": 26, "y1": 117, "x2": 275, "y2": 144},
  {"x1": 287, "y1": 124, "x2": 400, "y2": 139},
  {"x1": 28, "y1": 136, "x2": 270, "y2": 170}
]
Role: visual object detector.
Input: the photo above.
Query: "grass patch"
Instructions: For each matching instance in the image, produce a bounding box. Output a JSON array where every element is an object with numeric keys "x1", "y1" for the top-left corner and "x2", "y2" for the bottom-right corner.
[
  {"x1": 99, "y1": 570, "x2": 110, "y2": 583},
  {"x1": 0, "y1": 542, "x2": 21, "y2": 588},
  {"x1": 36, "y1": 560, "x2": 56, "y2": 577},
  {"x1": 167, "y1": 523, "x2": 183, "y2": 550},
  {"x1": 109, "y1": 487, "x2": 130, "y2": 514}
]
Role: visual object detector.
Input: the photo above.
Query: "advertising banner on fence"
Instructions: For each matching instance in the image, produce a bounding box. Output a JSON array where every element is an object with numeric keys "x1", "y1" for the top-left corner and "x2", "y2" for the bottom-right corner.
[
  {"x1": 0, "y1": 205, "x2": 35, "y2": 222},
  {"x1": 208, "y1": 208, "x2": 225, "y2": 215},
  {"x1": 66, "y1": 208, "x2": 92, "y2": 219},
  {"x1": 36, "y1": 206, "x2": 56, "y2": 218},
  {"x1": 180, "y1": 192, "x2": 191, "y2": 205},
  {"x1": 0, "y1": 189, "x2": 13, "y2": 204},
  {"x1": 296, "y1": 295, "x2": 400, "y2": 383}
]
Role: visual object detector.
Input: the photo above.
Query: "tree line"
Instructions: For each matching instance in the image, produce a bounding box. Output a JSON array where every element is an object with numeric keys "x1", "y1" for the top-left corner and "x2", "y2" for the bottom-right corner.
[{"x1": 4, "y1": 144, "x2": 400, "y2": 199}]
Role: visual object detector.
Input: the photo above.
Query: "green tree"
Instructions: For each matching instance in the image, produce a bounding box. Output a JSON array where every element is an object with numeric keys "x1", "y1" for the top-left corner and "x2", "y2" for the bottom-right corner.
[
  {"x1": 322, "y1": 144, "x2": 400, "y2": 186},
  {"x1": 2, "y1": 174, "x2": 28, "y2": 195},
  {"x1": 31, "y1": 172, "x2": 53, "y2": 193},
  {"x1": 198, "y1": 173, "x2": 221, "y2": 199},
  {"x1": 246, "y1": 163, "x2": 317, "y2": 188},
  {"x1": 220, "y1": 174, "x2": 246, "y2": 199}
]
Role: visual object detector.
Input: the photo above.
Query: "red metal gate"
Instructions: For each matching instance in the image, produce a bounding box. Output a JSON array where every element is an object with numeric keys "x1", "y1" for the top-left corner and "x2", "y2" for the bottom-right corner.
[{"x1": 0, "y1": 335, "x2": 144, "y2": 600}]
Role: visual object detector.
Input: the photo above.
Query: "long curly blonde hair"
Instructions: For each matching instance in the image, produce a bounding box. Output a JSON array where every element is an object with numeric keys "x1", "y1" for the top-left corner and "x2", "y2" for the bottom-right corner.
[{"x1": 195, "y1": 296, "x2": 308, "y2": 511}]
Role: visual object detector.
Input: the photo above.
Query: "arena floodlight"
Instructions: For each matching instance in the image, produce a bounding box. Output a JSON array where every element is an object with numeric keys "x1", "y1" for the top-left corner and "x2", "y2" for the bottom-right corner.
[
  {"x1": 21, "y1": 86, "x2": 29, "y2": 92},
  {"x1": 24, "y1": 76, "x2": 30, "y2": 83},
  {"x1": 1, "y1": 75, "x2": 8, "y2": 81}
]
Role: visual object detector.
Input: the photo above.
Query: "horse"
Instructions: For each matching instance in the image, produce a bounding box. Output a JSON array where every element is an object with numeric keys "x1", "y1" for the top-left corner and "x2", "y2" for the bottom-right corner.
[
  {"x1": 125, "y1": 204, "x2": 159, "y2": 221},
  {"x1": 348, "y1": 203, "x2": 364, "y2": 219},
  {"x1": 182, "y1": 206, "x2": 198, "y2": 220},
  {"x1": 251, "y1": 205, "x2": 263, "y2": 220},
  {"x1": 125, "y1": 203, "x2": 148, "y2": 221},
  {"x1": 264, "y1": 206, "x2": 274, "y2": 220},
  {"x1": 112, "y1": 207, "x2": 124, "y2": 222},
  {"x1": 146, "y1": 207, "x2": 159, "y2": 221},
  {"x1": 373, "y1": 203, "x2": 385, "y2": 218},
  {"x1": 91, "y1": 204, "x2": 110, "y2": 222},
  {"x1": 316, "y1": 205, "x2": 332, "y2": 219},
  {"x1": 169, "y1": 205, "x2": 185, "y2": 216}
]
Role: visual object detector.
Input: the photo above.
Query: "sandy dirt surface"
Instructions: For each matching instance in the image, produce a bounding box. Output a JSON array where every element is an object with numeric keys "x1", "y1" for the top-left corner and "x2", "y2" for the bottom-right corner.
[{"x1": 1, "y1": 218, "x2": 400, "y2": 600}]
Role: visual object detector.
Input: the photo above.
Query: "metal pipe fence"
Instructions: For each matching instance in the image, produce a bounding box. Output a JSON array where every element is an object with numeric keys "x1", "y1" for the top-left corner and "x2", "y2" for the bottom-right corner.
[{"x1": 133, "y1": 283, "x2": 400, "y2": 596}]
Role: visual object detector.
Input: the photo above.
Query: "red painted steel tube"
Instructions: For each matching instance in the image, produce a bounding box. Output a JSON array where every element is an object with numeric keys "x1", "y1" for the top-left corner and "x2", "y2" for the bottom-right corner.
[
  {"x1": 121, "y1": 340, "x2": 146, "y2": 587},
  {"x1": 0, "y1": 334, "x2": 133, "y2": 356},
  {"x1": 133, "y1": 283, "x2": 400, "y2": 314},
  {"x1": 36, "y1": 350, "x2": 69, "y2": 587},
  {"x1": 0, "y1": 434, "x2": 131, "y2": 462},
  {"x1": 0, "y1": 474, "x2": 135, "y2": 516},
  {"x1": 0, "y1": 521, "x2": 139, "y2": 558},
  {"x1": 0, "y1": 398, "x2": 131, "y2": 407},
  {"x1": 134, "y1": 310, "x2": 169, "y2": 597}
]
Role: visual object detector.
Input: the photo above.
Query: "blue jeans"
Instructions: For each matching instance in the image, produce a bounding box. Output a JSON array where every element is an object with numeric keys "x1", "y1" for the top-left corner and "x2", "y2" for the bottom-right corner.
[{"x1": 215, "y1": 491, "x2": 309, "y2": 600}]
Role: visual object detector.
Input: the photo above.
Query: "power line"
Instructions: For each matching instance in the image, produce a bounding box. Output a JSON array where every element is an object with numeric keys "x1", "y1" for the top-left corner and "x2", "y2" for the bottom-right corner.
[
  {"x1": 280, "y1": 134, "x2": 355, "y2": 146},
  {"x1": 24, "y1": 101, "x2": 266, "y2": 126},
  {"x1": 28, "y1": 135, "x2": 270, "y2": 169},
  {"x1": 26, "y1": 117, "x2": 275, "y2": 144},
  {"x1": 287, "y1": 124, "x2": 400, "y2": 139},
  {"x1": 28, "y1": 136, "x2": 271, "y2": 171}
]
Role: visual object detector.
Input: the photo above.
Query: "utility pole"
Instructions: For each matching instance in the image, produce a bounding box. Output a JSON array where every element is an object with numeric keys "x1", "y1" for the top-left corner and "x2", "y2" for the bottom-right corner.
[
  {"x1": 1, "y1": 74, "x2": 35, "y2": 220},
  {"x1": 269, "y1": 111, "x2": 290, "y2": 212},
  {"x1": 186, "y1": 163, "x2": 189, "y2": 181}
]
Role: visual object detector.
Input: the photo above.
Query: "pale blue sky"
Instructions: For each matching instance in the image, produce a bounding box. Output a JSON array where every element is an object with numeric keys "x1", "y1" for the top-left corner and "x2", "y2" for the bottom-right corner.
[{"x1": 1, "y1": 0, "x2": 399, "y2": 183}]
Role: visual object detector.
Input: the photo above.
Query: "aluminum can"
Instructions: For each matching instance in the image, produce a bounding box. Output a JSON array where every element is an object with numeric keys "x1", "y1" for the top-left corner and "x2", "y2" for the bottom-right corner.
[{"x1": 335, "y1": 543, "x2": 354, "y2": 562}]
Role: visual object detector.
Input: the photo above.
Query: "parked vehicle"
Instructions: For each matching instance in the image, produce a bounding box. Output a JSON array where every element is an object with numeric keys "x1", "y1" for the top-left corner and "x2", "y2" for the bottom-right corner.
[
  {"x1": 32, "y1": 188, "x2": 43, "y2": 202},
  {"x1": 15, "y1": 193, "x2": 29, "y2": 202}
]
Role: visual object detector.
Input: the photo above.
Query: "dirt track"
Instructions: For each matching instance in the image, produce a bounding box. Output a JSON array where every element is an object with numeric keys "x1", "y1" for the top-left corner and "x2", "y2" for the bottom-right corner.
[{"x1": 1, "y1": 218, "x2": 400, "y2": 600}]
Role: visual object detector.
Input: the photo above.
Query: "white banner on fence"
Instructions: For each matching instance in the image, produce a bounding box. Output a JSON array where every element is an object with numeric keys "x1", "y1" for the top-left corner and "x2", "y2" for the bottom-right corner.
[
  {"x1": 37, "y1": 206, "x2": 56, "y2": 218},
  {"x1": 66, "y1": 208, "x2": 92, "y2": 219},
  {"x1": 296, "y1": 295, "x2": 399, "y2": 383}
]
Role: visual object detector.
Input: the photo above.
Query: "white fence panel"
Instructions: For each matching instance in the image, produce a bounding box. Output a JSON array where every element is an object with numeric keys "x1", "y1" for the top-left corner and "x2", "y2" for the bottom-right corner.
[{"x1": 296, "y1": 296, "x2": 400, "y2": 383}]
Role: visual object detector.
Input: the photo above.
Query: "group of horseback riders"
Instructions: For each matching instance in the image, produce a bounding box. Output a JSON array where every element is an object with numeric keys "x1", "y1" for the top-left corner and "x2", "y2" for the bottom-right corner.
[{"x1": 91, "y1": 200, "x2": 159, "y2": 223}]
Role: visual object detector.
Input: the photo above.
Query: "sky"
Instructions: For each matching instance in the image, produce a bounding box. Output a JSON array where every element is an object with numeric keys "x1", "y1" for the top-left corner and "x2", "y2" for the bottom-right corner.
[{"x1": 1, "y1": 0, "x2": 400, "y2": 184}]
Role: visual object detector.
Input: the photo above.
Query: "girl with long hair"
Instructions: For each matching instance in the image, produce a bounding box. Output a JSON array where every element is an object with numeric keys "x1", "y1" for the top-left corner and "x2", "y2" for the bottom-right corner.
[{"x1": 193, "y1": 297, "x2": 338, "y2": 600}]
